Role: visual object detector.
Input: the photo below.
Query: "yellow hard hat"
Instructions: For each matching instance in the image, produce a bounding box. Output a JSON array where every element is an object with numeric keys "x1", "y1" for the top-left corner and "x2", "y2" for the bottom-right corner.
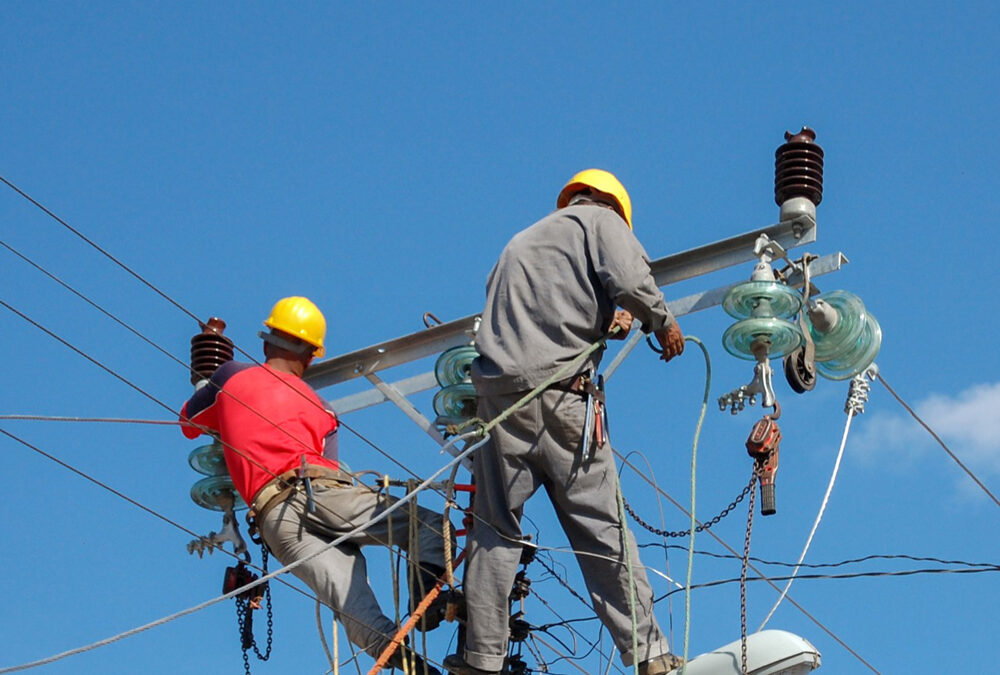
[
  {"x1": 557, "y1": 168, "x2": 633, "y2": 229},
  {"x1": 263, "y1": 296, "x2": 327, "y2": 358}
]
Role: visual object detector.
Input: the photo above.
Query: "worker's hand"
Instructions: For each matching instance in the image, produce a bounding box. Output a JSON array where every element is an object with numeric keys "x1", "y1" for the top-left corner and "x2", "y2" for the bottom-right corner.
[
  {"x1": 608, "y1": 309, "x2": 634, "y2": 339},
  {"x1": 654, "y1": 323, "x2": 685, "y2": 362}
]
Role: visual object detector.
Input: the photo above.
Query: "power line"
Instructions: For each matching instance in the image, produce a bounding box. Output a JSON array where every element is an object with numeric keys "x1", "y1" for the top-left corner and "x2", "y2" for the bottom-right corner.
[
  {"x1": 0, "y1": 433, "x2": 483, "y2": 674},
  {"x1": 877, "y1": 373, "x2": 1000, "y2": 508},
  {"x1": 616, "y1": 451, "x2": 881, "y2": 674},
  {"x1": 656, "y1": 565, "x2": 1000, "y2": 601}
]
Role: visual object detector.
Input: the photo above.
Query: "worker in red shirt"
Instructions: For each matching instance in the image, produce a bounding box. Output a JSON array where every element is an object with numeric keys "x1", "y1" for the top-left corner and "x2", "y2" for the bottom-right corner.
[{"x1": 181, "y1": 297, "x2": 448, "y2": 675}]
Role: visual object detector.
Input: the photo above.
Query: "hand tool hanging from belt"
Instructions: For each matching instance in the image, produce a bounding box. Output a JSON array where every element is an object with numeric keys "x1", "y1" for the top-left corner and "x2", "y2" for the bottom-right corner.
[{"x1": 579, "y1": 369, "x2": 609, "y2": 464}]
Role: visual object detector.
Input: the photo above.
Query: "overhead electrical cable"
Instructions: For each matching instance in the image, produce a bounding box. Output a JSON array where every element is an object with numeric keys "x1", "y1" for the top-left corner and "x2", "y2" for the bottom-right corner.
[
  {"x1": 757, "y1": 405, "x2": 855, "y2": 631},
  {"x1": 0, "y1": 431, "x2": 485, "y2": 674},
  {"x1": 615, "y1": 451, "x2": 881, "y2": 674},
  {"x1": 0, "y1": 297, "x2": 455, "y2": 563},
  {"x1": 658, "y1": 565, "x2": 1000, "y2": 600},
  {"x1": 877, "y1": 373, "x2": 1000, "y2": 508}
]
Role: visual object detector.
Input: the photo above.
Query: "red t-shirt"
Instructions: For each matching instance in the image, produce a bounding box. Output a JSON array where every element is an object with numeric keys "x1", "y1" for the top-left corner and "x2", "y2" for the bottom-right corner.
[{"x1": 180, "y1": 362, "x2": 339, "y2": 503}]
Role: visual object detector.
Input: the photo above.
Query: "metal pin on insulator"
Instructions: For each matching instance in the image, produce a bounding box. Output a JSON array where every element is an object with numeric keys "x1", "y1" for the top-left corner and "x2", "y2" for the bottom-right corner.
[{"x1": 190, "y1": 317, "x2": 235, "y2": 384}]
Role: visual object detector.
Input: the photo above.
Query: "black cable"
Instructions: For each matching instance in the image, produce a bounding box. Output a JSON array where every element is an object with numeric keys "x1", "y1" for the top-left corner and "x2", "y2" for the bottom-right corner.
[
  {"x1": 877, "y1": 373, "x2": 1000, "y2": 508},
  {"x1": 656, "y1": 566, "x2": 1000, "y2": 602},
  {"x1": 634, "y1": 544, "x2": 998, "y2": 572}
]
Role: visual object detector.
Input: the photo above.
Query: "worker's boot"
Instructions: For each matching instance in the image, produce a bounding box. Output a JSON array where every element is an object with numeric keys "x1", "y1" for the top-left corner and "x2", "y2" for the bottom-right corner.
[
  {"x1": 637, "y1": 652, "x2": 684, "y2": 675},
  {"x1": 442, "y1": 653, "x2": 501, "y2": 675},
  {"x1": 412, "y1": 564, "x2": 466, "y2": 632},
  {"x1": 388, "y1": 647, "x2": 442, "y2": 675}
]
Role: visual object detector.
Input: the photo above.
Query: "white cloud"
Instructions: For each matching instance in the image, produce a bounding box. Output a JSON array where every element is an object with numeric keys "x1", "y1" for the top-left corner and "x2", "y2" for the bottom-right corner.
[{"x1": 852, "y1": 381, "x2": 1000, "y2": 476}]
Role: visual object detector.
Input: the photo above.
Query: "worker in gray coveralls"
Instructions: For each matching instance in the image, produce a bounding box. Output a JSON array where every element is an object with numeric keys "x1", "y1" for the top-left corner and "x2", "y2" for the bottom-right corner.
[{"x1": 444, "y1": 170, "x2": 685, "y2": 675}]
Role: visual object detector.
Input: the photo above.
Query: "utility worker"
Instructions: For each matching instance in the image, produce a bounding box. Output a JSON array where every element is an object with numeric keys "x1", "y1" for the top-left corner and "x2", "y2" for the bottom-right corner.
[
  {"x1": 180, "y1": 296, "x2": 449, "y2": 675},
  {"x1": 444, "y1": 171, "x2": 685, "y2": 675}
]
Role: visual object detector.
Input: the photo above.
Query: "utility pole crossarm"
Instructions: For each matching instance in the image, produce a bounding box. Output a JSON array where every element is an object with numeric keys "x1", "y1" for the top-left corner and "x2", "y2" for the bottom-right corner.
[{"x1": 305, "y1": 216, "x2": 819, "y2": 391}]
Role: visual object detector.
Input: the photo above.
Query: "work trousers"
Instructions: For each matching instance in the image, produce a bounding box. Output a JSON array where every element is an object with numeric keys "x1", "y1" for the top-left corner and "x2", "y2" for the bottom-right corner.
[
  {"x1": 463, "y1": 389, "x2": 671, "y2": 672},
  {"x1": 258, "y1": 481, "x2": 451, "y2": 658}
]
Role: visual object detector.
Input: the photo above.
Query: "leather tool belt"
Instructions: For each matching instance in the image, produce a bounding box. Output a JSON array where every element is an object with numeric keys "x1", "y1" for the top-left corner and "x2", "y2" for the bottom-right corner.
[
  {"x1": 548, "y1": 373, "x2": 605, "y2": 403},
  {"x1": 249, "y1": 465, "x2": 352, "y2": 521}
]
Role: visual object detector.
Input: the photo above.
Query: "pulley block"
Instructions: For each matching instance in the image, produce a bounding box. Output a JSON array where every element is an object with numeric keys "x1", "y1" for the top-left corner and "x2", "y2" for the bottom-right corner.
[{"x1": 783, "y1": 345, "x2": 817, "y2": 393}]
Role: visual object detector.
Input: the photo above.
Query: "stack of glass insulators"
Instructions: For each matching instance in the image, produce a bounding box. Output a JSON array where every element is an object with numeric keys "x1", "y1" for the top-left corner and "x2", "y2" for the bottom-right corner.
[
  {"x1": 722, "y1": 280, "x2": 804, "y2": 360},
  {"x1": 189, "y1": 440, "x2": 246, "y2": 511},
  {"x1": 433, "y1": 345, "x2": 479, "y2": 426},
  {"x1": 805, "y1": 290, "x2": 882, "y2": 380}
]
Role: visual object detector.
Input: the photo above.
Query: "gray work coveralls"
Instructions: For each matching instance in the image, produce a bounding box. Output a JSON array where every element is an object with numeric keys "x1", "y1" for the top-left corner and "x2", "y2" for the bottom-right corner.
[
  {"x1": 463, "y1": 203, "x2": 677, "y2": 672},
  {"x1": 259, "y1": 483, "x2": 451, "y2": 658}
]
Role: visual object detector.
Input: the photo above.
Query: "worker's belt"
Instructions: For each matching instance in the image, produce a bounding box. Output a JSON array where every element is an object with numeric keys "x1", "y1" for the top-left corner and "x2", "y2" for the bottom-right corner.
[
  {"x1": 547, "y1": 373, "x2": 605, "y2": 403},
  {"x1": 249, "y1": 465, "x2": 352, "y2": 521}
]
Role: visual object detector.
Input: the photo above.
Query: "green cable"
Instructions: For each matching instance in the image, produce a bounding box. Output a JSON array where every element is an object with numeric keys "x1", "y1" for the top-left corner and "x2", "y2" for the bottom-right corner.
[
  {"x1": 680, "y1": 335, "x2": 711, "y2": 673},
  {"x1": 615, "y1": 474, "x2": 641, "y2": 675}
]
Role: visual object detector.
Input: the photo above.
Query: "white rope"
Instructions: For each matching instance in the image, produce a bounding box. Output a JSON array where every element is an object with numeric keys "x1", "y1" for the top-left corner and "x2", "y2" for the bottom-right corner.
[
  {"x1": 0, "y1": 431, "x2": 486, "y2": 674},
  {"x1": 757, "y1": 409, "x2": 855, "y2": 631}
]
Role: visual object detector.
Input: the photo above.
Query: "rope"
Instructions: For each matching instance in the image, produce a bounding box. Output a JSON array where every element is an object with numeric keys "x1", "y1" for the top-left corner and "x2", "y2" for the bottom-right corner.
[
  {"x1": 877, "y1": 373, "x2": 1000, "y2": 508},
  {"x1": 0, "y1": 431, "x2": 487, "y2": 674},
  {"x1": 757, "y1": 408, "x2": 855, "y2": 631},
  {"x1": 316, "y1": 600, "x2": 338, "y2": 674}
]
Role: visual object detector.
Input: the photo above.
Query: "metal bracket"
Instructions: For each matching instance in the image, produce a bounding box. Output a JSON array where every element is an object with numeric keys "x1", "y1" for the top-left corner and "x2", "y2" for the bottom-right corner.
[{"x1": 187, "y1": 506, "x2": 248, "y2": 559}]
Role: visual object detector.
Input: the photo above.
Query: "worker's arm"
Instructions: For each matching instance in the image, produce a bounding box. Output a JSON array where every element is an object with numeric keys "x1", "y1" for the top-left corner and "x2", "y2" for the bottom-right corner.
[
  {"x1": 179, "y1": 361, "x2": 249, "y2": 439},
  {"x1": 586, "y1": 210, "x2": 678, "y2": 335}
]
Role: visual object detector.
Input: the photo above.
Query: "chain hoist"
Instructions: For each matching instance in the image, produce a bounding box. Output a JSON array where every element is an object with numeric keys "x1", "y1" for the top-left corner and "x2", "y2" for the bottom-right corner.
[
  {"x1": 223, "y1": 544, "x2": 274, "y2": 675},
  {"x1": 745, "y1": 403, "x2": 782, "y2": 516}
]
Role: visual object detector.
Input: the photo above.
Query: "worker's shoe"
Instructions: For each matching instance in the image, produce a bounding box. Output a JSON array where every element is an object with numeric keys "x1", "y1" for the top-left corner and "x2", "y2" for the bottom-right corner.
[
  {"x1": 442, "y1": 653, "x2": 501, "y2": 675},
  {"x1": 387, "y1": 648, "x2": 442, "y2": 675},
  {"x1": 638, "y1": 652, "x2": 685, "y2": 675},
  {"x1": 417, "y1": 588, "x2": 466, "y2": 632}
]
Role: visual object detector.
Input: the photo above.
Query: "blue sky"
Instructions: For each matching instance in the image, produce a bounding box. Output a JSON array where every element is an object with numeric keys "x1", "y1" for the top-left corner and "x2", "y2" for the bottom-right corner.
[{"x1": 2, "y1": 3, "x2": 998, "y2": 674}]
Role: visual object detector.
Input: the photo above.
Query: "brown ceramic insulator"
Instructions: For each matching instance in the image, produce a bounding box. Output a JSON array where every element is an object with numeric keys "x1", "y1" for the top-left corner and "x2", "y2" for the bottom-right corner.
[
  {"x1": 190, "y1": 317, "x2": 235, "y2": 384},
  {"x1": 774, "y1": 127, "x2": 824, "y2": 206}
]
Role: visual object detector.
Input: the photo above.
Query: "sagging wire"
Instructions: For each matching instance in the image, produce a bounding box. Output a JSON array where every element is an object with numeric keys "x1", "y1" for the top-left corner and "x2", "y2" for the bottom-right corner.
[
  {"x1": 618, "y1": 451, "x2": 676, "y2": 650},
  {"x1": 658, "y1": 564, "x2": 1000, "y2": 600},
  {"x1": 757, "y1": 400, "x2": 857, "y2": 631},
  {"x1": 635, "y1": 547, "x2": 998, "y2": 572},
  {"x1": 2, "y1": 428, "x2": 444, "y2": 675},
  {"x1": 0, "y1": 296, "x2": 457, "y2": 588},
  {"x1": 0, "y1": 430, "x2": 487, "y2": 674},
  {"x1": 614, "y1": 450, "x2": 881, "y2": 674},
  {"x1": 877, "y1": 373, "x2": 1000, "y2": 509}
]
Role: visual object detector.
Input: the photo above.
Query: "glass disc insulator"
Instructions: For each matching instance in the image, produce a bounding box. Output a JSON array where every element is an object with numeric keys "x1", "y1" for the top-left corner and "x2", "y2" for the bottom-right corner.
[
  {"x1": 435, "y1": 345, "x2": 479, "y2": 387},
  {"x1": 807, "y1": 291, "x2": 868, "y2": 363},
  {"x1": 816, "y1": 310, "x2": 882, "y2": 380},
  {"x1": 722, "y1": 317, "x2": 803, "y2": 360},
  {"x1": 723, "y1": 281, "x2": 803, "y2": 319},
  {"x1": 190, "y1": 475, "x2": 247, "y2": 511},
  {"x1": 433, "y1": 382, "x2": 478, "y2": 419},
  {"x1": 188, "y1": 441, "x2": 228, "y2": 476}
]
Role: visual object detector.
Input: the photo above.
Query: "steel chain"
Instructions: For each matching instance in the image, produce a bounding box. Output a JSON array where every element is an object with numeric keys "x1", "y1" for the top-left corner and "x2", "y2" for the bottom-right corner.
[
  {"x1": 740, "y1": 464, "x2": 760, "y2": 675},
  {"x1": 236, "y1": 547, "x2": 274, "y2": 675},
  {"x1": 623, "y1": 474, "x2": 756, "y2": 538}
]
